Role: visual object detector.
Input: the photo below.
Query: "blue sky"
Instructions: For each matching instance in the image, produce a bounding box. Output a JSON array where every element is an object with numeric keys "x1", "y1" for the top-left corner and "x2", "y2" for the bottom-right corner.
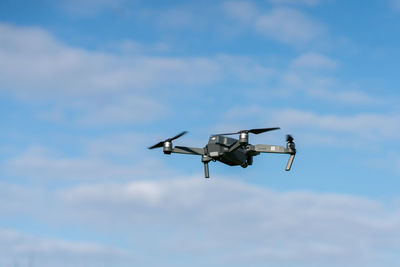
[{"x1": 1, "y1": 0, "x2": 400, "y2": 266}]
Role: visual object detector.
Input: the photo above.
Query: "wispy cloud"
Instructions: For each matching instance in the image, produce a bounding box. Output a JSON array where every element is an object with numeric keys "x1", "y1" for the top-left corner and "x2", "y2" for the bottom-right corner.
[
  {"x1": 0, "y1": 229, "x2": 131, "y2": 267},
  {"x1": 2, "y1": 178, "x2": 399, "y2": 266},
  {"x1": 0, "y1": 23, "x2": 276, "y2": 126},
  {"x1": 272, "y1": 109, "x2": 400, "y2": 140},
  {"x1": 291, "y1": 52, "x2": 339, "y2": 69},
  {"x1": 222, "y1": 3, "x2": 326, "y2": 47},
  {"x1": 255, "y1": 8, "x2": 325, "y2": 46},
  {"x1": 2, "y1": 24, "x2": 373, "y2": 127},
  {"x1": 239, "y1": 51, "x2": 383, "y2": 107},
  {"x1": 222, "y1": 1, "x2": 259, "y2": 23},
  {"x1": 269, "y1": 0, "x2": 322, "y2": 6},
  {"x1": 1, "y1": 2, "x2": 400, "y2": 267},
  {"x1": 2, "y1": 145, "x2": 174, "y2": 182},
  {"x1": 59, "y1": 0, "x2": 129, "y2": 16},
  {"x1": 3, "y1": 146, "x2": 136, "y2": 180},
  {"x1": 278, "y1": 52, "x2": 384, "y2": 105},
  {"x1": 0, "y1": 24, "x2": 222, "y2": 95},
  {"x1": 392, "y1": 0, "x2": 400, "y2": 10},
  {"x1": 146, "y1": 5, "x2": 210, "y2": 30},
  {"x1": 221, "y1": 107, "x2": 400, "y2": 147}
]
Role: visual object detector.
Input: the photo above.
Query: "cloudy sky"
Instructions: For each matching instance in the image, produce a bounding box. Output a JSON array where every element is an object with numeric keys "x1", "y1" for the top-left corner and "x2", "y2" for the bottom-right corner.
[{"x1": 1, "y1": 0, "x2": 400, "y2": 266}]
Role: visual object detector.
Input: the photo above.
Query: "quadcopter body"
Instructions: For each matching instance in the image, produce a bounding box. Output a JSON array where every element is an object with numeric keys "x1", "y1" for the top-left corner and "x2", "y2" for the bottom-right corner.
[{"x1": 149, "y1": 127, "x2": 296, "y2": 178}]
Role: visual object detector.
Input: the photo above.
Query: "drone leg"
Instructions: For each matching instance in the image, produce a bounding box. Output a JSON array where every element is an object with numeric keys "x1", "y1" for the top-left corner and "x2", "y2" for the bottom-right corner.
[
  {"x1": 201, "y1": 155, "x2": 212, "y2": 178},
  {"x1": 285, "y1": 154, "x2": 295, "y2": 171},
  {"x1": 203, "y1": 162, "x2": 210, "y2": 178}
]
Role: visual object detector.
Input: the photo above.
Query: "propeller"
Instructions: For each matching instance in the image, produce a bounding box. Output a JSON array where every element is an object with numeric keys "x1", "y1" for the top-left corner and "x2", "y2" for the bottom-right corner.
[
  {"x1": 219, "y1": 127, "x2": 280, "y2": 136},
  {"x1": 148, "y1": 131, "x2": 188, "y2": 149},
  {"x1": 221, "y1": 127, "x2": 280, "y2": 153}
]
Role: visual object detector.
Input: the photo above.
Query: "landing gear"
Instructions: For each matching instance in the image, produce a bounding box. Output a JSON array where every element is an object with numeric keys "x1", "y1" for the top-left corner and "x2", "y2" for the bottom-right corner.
[{"x1": 202, "y1": 155, "x2": 212, "y2": 178}]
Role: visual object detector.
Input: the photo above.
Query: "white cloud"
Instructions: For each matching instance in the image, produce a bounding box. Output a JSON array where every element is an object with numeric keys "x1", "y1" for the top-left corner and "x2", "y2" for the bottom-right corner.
[
  {"x1": 273, "y1": 52, "x2": 383, "y2": 106},
  {"x1": 0, "y1": 24, "x2": 174, "y2": 125},
  {"x1": 270, "y1": 0, "x2": 322, "y2": 6},
  {"x1": 239, "y1": 52, "x2": 383, "y2": 107},
  {"x1": 115, "y1": 39, "x2": 170, "y2": 54},
  {"x1": 291, "y1": 52, "x2": 338, "y2": 69},
  {"x1": 62, "y1": 181, "x2": 166, "y2": 206},
  {"x1": 0, "y1": 23, "x2": 278, "y2": 126},
  {"x1": 0, "y1": 23, "x2": 221, "y2": 95},
  {"x1": 280, "y1": 72, "x2": 382, "y2": 105},
  {"x1": 392, "y1": 0, "x2": 400, "y2": 10},
  {"x1": 64, "y1": 178, "x2": 400, "y2": 264},
  {"x1": 84, "y1": 133, "x2": 152, "y2": 157},
  {"x1": 255, "y1": 8, "x2": 325, "y2": 46},
  {"x1": 222, "y1": 1, "x2": 259, "y2": 23},
  {"x1": 49, "y1": 179, "x2": 400, "y2": 265},
  {"x1": 2, "y1": 146, "x2": 171, "y2": 181},
  {"x1": 272, "y1": 109, "x2": 400, "y2": 140},
  {"x1": 75, "y1": 94, "x2": 169, "y2": 125},
  {"x1": 152, "y1": 6, "x2": 207, "y2": 29},
  {"x1": 1, "y1": 176, "x2": 400, "y2": 266},
  {"x1": 221, "y1": 107, "x2": 400, "y2": 147},
  {"x1": 60, "y1": 0, "x2": 128, "y2": 16},
  {"x1": 0, "y1": 229, "x2": 131, "y2": 267},
  {"x1": 222, "y1": 4, "x2": 326, "y2": 47},
  {"x1": 307, "y1": 87, "x2": 382, "y2": 105}
]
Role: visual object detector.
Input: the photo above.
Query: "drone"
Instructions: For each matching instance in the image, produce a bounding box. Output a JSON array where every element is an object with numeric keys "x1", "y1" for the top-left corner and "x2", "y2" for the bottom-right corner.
[{"x1": 149, "y1": 127, "x2": 296, "y2": 178}]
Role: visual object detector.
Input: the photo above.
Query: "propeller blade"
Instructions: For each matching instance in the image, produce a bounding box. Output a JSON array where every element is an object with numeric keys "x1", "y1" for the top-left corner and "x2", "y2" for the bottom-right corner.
[
  {"x1": 218, "y1": 127, "x2": 280, "y2": 136},
  {"x1": 248, "y1": 127, "x2": 280, "y2": 134},
  {"x1": 218, "y1": 131, "x2": 240, "y2": 136},
  {"x1": 148, "y1": 141, "x2": 165, "y2": 149},
  {"x1": 148, "y1": 131, "x2": 188, "y2": 149},
  {"x1": 168, "y1": 131, "x2": 188, "y2": 141}
]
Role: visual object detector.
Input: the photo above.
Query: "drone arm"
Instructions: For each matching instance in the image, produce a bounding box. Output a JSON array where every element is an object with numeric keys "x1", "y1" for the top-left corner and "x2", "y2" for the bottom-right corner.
[
  {"x1": 252, "y1": 144, "x2": 296, "y2": 171},
  {"x1": 170, "y1": 146, "x2": 211, "y2": 178},
  {"x1": 171, "y1": 146, "x2": 205, "y2": 155},
  {"x1": 254, "y1": 144, "x2": 289, "y2": 153}
]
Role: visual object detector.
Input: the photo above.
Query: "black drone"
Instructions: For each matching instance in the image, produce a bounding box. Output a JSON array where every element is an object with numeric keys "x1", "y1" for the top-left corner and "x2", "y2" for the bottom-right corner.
[{"x1": 149, "y1": 127, "x2": 296, "y2": 178}]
